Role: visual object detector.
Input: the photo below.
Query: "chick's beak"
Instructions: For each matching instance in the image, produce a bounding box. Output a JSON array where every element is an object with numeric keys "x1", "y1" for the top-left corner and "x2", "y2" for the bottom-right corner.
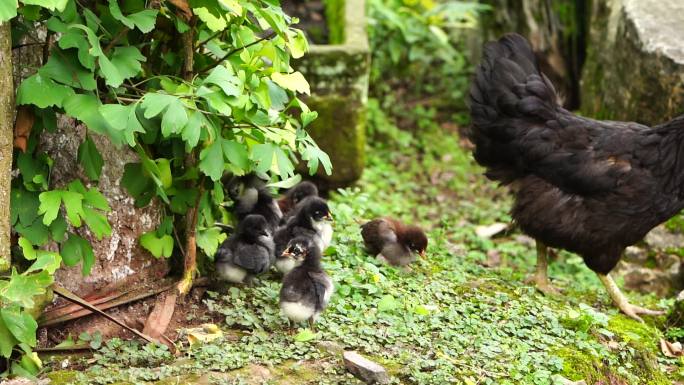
[
  {"x1": 325, "y1": 213, "x2": 334, "y2": 222},
  {"x1": 282, "y1": 248, "x2": 293, "y2": 258},
  {"x1": 419, "y1": 250, "x2": 426, "y2": 258}
]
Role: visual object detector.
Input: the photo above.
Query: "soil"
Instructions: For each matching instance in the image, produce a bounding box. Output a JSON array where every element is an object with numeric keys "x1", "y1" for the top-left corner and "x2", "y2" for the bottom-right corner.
[{"x1": 281, "y1": 0, "x2": 329, "y2": 44}]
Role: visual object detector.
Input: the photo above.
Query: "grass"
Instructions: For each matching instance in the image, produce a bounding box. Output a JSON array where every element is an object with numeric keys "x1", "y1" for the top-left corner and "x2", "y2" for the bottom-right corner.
[{"x1": 43, "y1": 101, "x2": 682, "y2": 385}]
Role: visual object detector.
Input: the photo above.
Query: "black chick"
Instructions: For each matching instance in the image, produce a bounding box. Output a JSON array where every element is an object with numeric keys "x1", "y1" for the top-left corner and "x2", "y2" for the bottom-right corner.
[
  {"x1": 226, "y1": 175, "x2": 282, "y2": 232},
  {"x1": 468, "y1": 33, "x2": 676, "y2": 320},
  {"x1": 278, "y1": 181, "x2": 319, "y2": 222},
  {"x1": 274, "y1": 196, "x2": 333, "y2": 258},
  {"x1": 361, "y1": 218, "x2": 428, "y2": 266},
  {"x1": 275, "y1": 236, "x2": 310, "y2": 274},
  {"x1": 279, "y1": 237, "x2": 333, "y2": 329},
  {"x1": 215, "y1": 214, "x2": 274, "y2": 284}
]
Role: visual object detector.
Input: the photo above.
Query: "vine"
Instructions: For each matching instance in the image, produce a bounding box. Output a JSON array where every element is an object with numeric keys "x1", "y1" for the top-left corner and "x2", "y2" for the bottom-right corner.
[{"x1": 0, "y1": 0, "x2": 329, "y2": 377}]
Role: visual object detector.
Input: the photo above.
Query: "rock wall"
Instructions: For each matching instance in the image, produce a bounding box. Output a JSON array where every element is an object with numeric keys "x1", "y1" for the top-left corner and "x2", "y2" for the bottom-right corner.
[
  {"x1": 580, "y1": 0, "x2": 684, "y2": 125},
  {"x1": 11, "y1": 24, "x2": 167, "y2": 298}
]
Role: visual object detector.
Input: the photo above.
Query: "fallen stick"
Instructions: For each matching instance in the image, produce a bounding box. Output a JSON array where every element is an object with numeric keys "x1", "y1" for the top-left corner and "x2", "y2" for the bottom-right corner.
[{"x1": 51, "y1": 284, "x2": 156, "y2": 344}]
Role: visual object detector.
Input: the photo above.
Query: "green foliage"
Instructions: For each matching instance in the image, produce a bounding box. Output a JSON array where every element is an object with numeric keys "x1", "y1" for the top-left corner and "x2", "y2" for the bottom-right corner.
[
  {"x1": 367, "y1": 0, "x2": 487, "y2": 117},
  {"x1": 5, "y1": 0, "x2": 330, "y2": 377}
]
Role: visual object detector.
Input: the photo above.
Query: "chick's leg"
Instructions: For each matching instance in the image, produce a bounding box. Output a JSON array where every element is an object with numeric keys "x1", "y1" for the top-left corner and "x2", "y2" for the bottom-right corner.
[
  {"x1": 597, "y1": 274, "x2": 664, "y2": 322},
  {"x1": 529, "y1": 241, "x2": 559, "y2": 294}
]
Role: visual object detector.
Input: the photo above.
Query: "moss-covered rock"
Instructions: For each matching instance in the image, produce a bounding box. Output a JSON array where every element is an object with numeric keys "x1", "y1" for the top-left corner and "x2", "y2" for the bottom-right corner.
[
  {"x1": 580, "y1": 0, "x2": 684, "y2": 125},
  {"x1": 295, "y1": 0, "x2": 370, "y2": 188}
]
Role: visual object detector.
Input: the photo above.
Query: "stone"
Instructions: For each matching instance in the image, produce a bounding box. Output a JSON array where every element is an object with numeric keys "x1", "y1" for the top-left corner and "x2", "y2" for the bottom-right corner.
[
  {"x1": 343, "y1": 351, "x2": 390, "y2": 384},
  {"x1": 581, "y1": 0, "x2": 684, "y2": 125},
  {"x1": 644, "y1": 226, "x2": 684, "y2": 250},
  {"x1": 294, "y1": 0, "x2": 370, "y2": 188}
]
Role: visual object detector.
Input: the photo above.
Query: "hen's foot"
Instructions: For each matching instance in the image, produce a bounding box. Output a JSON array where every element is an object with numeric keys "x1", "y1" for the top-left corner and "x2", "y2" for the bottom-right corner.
[{"x1": 598, "y1": 273, "x2": 665, "y2": 322}]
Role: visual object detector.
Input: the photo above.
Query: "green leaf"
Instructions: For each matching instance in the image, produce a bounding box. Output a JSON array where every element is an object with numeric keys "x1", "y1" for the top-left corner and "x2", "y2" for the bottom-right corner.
[
  {"x1": 293, "y1": 328, "x2": 318, "y2": 342},
  {"x1": 204, "y1": 65, "x2": 241, "y2": 97},
  {"x1": 83, "y1": 188, "x2": 111, "y2": 211},
  {"x1": 0, "y1": 317, "x2": 18, "y2": 358},
  {"x1": 155, "y1": 158, "x2": 173, "y2": 188},
  {"x1": 161, "y1": 99, "x2": 188, "y2": 136},
  {"x1": 22, "y1": 0, "x2": 68, "y2": 12},
  {"x1": 64, "y1": 94, "x2": 116, "y2": 138},
  {"x1": 1, "y1": 306, "x2": 37, "y2": 347},
  {"x1": 191, "y1": 0, "x2": 229, "y2": 32},
  {"x1": 199, "y1": 139, "x2": 225, "y2": 182},
  {"x1": 142, "y1": 93, "x2": 176, "y2": 119},
  {"x1": 110, "y1": 46, "x2": 146, "y2": 80},
  {"x1": 121, "y1": 162, "x2": 155, "y2": 205},
  {"x1": 82, "y1": 207, "x2": 111, "y2": 240},
  {"x1": 182, "y1": 111, "x2": 203, "y2": 149},
  {"x1": 26, "y1": 251, "x2": 62, "y2": 274},
  {"x1": 58, "y1": 28, "x2": 96, "y2": 70},
  {"x1": 0, "y1": 0, "x2": 17, "y2": 23},
  {"x1": 287, "y1": 29, "x2": 308, "y2": 59},
  {"x1": 98, "y1": 54, "x2": 124, "y2": 87},
  {"x1": 196, "y1": 227, "x2": 227, "y2": 257},
  {"x1": 15, "y1": 220, "x2": 49, "y2": 247},
  {"x1": 61, "y1": 190, "x2": 85, "y2": 227},
  {"x1": 11, "y1": 188, "x2": 40, "y2": 227},
  {"x1": 128, "y1": 9, "x2": 158, "y2": 33},
  {"x1": 273, "y1": 146, "x2": 295, "y2": 177},
  {"x1": 1, "y1": 272, "x2": 48, "y2": 311},
  {"x1": 18, "y1": 237, "x2": 37, "y2": 260},
  {"x1": 222, "y1": 140, "x2": 249, "y2": 170},
  {"x1": 39, "y1": 48, "x2": 97, "y2": 90},
  {"x1": 49, "y1": 215, "x2": 68, "y2": 242},
  {"x1": 301, "y1": 111, "x2": 318, "y2": 128},
  {"x1": 16, "y1": 73, "x2": 75, "y2": 108},
  {"x1": 251, "y1": 143, "x2": 275, "y2": 174},
  {"x1": 267, "y1": 174, "x2": 302, "y2": 189},
  {"x1": 61, "y1": 234, "x2": 95, "y2": 275},
  {"x1": 140, "y1": 232, "x2": 173, "y2": 258},
  {"x1": 378, "y1": 294, "x2": 400, "y2": 313},
  {"x1": 108, "y1": 0, "x2": 134, "y2": 28},
  {"x1": 271, "y1": 71, "x2": 310, "y2": 95},
  {"x1": 38, "y1": 190, "x2": 62, "y2": 226},
  {"x1": 301, "y1": 145, "x2": 332, "y2": 175},
  {"x1": 78, "y1": 135, "x2": 104, "y2": 181}
]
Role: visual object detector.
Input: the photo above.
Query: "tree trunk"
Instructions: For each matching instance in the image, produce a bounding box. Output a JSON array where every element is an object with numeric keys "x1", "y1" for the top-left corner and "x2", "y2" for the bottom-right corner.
[{"x1": 0, "y1": 22, "x2": 13, "y2": 273}]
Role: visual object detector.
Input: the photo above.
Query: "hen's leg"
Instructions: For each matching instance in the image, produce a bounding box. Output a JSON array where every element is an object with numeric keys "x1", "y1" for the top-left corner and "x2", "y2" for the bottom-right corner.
[
  {"x1": 597, "y1": 273, "x2": 664, "y2": 322},
  {"x1": 531, "y1": 241, "x2": 559, "y2": 294}
]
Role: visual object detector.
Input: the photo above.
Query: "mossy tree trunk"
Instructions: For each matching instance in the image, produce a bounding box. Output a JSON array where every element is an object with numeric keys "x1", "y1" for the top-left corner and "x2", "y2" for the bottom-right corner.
[{"x1": 0, "y1": 23, "x2": 13, "y2": 273}]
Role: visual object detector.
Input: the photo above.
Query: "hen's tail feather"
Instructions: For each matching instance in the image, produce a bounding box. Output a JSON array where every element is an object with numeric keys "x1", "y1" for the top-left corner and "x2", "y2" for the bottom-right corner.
[{"x1": 468, "y1": 33, "x2": 560, "y2": 183}]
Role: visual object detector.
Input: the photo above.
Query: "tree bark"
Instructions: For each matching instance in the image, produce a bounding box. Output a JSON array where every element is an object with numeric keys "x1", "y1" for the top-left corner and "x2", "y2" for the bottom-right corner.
[{"x1": 0, "y1": 22, "x2": 13, "y2": 273}]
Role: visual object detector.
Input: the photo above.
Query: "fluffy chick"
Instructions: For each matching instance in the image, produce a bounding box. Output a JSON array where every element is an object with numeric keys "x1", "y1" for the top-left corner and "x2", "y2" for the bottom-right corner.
[
  {"x1": 227, "y1": 175, "x2": 282, "y2": 232},
  {"x1": 277, "y1": 181, "x2": 319, "y2": 217},
  {"x1": 215, "y1": 214, "x2": 274, "y2": 284},
  {"x1": 361, "y1": 218, "x2": 428, "y2": 266},
  {"x1": 275, "y1": 236, "x2": 311, "y2": 274},
  {"x1": 274, "y1": 196, "x2": 333, "y2": 258},
  {"x1": 279, "y1": 237, "x2": 333, "y2": 329}
]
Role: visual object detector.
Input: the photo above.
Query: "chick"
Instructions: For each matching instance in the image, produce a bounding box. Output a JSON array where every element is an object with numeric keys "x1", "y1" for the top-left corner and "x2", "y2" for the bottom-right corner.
[
  {"x1": 360, "y1": 218, "x2": 428, "y2": 266},
  {"x1": 274, "y1": 196, "x2": 333, "y2": 258},
  {"x1": 226, "y1": 175, "x2": 282, "y2": 232},
  {"x1": 275, "y1": 236, "x2": 310, "y2": 274},
  {"x1": 279, "y1": 237, "x2": 333, "y2": 329},
  {"x1": 215, "y1": 214, "x2": 275, "y2": 284},
  {"x1": 277, "y1": 181, "x2": 319, "y2": 218}
]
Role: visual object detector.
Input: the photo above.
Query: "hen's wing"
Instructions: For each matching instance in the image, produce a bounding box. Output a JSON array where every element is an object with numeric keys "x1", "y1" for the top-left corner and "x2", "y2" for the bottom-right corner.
[
  {"x1": 469, "y1": 33, "x2": 651, "y2": 195},
  {"x1": 233, "y1": 243, "x2": 270, "y2": 274}
]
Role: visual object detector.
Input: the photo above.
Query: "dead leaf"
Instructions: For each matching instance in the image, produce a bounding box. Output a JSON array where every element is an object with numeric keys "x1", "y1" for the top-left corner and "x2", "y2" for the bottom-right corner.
[
  {"x1": 660, "y1": 338, "x2": 683, "y2": 358},
  {"x1": 481, "y1": 249, "x2": 501, "y2": 268},
  {"x1": 167, "y1": 0, "x2": 193, "y2": 20},
  {"x1": 14, "y1": 106, "x2": 34, "y2": 152},
  {"x1": 186, "y1": 323, "x2": 223, "y2": 346},
  {"x1": 142, "y1": 292, "x2": 177, "y2": 346},
  {"x1": 475, "y1": 223, "x2": 508, "y2": 239}
]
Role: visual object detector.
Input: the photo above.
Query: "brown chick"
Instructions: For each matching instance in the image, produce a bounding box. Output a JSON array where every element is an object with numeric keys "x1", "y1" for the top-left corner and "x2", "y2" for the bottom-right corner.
[
  {"x1": 360, "y1": 218, "x2": 428, "y2": 266},
  {"x1": 277, "y1": 181, "x2": 319, "y2": 217}
]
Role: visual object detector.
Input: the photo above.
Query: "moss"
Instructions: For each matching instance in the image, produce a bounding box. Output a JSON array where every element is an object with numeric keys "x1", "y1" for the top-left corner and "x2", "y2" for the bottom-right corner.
[
  {"x1": 607, "y1": 314, "x2": 661, "y2": 350},
  {"x1": 305, "y1": 94, "x2": 366, "y2": 187},
  {"x1": 554, "y1": 347, "x2": 603, "y2": 382},
  {"x1": 46, "y1": 370, "x2": 80, "y2": 385}
]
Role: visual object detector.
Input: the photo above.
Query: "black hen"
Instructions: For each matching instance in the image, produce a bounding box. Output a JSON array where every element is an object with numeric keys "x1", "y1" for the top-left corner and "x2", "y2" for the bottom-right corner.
[
  {"x1": 215, "y1": 214, "x2": 275, "y2": 284},
  {"x1": 468, "y1": 33, "x2": 677, "y2": 321}
]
